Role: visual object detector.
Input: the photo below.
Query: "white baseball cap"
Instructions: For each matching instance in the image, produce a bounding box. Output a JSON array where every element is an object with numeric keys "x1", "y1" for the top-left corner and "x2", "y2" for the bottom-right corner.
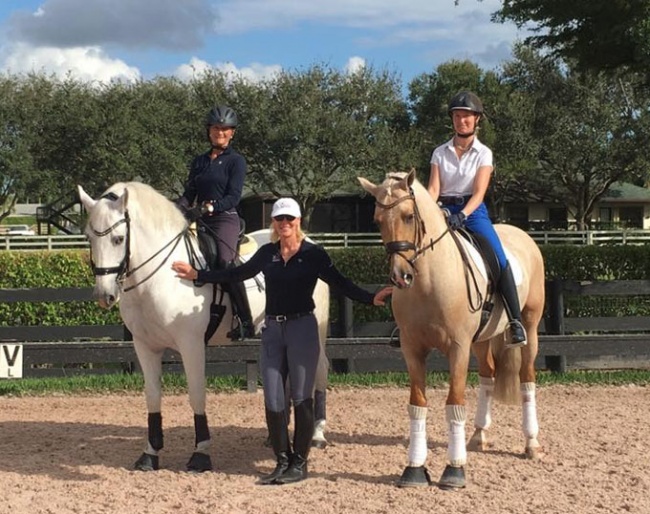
[{"x1": 271, "y1": 198, "x2": 301, "y2": 218}]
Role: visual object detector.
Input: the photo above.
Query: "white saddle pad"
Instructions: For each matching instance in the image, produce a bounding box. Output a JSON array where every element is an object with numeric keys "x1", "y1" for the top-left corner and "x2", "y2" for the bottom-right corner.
[{"x1": 461, "y1": 238, "x2": 523, "y2": 285}]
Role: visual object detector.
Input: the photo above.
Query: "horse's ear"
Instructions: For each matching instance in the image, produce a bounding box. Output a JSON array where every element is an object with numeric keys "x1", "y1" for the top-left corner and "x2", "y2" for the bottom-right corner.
[
  {"x1": 121, "y1": 188, "x2": 130, "y2": 210},
  {"x1": 77, "y1": 185, "x2": 97, "y2": 211},
  {"x1": 357, "y1": 176, "x2": 378, "y2": 196},
  {"x1": 407, "y1": 168, "x2": 416, "y2": 186}
]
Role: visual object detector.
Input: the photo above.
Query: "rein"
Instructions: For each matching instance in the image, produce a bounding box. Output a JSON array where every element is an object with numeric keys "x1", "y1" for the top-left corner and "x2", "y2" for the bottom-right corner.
[{"x1": 89, "y1": 193, "x2": 189, "y2": 292}]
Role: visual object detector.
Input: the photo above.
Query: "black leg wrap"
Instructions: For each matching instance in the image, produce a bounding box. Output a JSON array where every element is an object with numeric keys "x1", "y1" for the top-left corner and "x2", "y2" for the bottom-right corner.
[
  {"x1": 148, "y1": 412, "x2": 163, "y2": 451},
  {"x1": 194, "y1": 414, "x2": 210, "y2": 446}
]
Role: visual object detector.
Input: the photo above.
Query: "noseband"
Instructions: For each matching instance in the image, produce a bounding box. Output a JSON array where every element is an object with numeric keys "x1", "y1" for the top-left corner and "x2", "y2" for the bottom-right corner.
[{"x1": 375, "y1": 182, "x2": 449, "y2": 271}]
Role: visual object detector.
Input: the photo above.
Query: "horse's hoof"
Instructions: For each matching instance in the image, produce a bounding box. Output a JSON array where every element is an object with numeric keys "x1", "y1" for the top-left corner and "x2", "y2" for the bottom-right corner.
[
  {"x1": 525, "y1": 445, "x2": 544, "y2": 460},
  {"x1": 396, "y1": 466, "x2": 432, "y2": 488},
  {"x1": 467, "y1": 429, "x2": 489, "y2": 452},
  {"x1": 437, "y1": 465, "x2": 466, "y2": 490},
  {"x1": 311, "y1": 438, "x2": 328, "y2": 450},
  {"x1": 186, "y1": 452, "x2": 213, "y2": 473},
  {"x1": 134, "y1": 452, "x2": 159, "y2": 471}
]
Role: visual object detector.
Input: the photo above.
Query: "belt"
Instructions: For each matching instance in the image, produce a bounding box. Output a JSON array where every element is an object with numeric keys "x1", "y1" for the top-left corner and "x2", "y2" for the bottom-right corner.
[
  {"x1": 439, "y1": 195, "x2": 471, "y2": 206},
  {"x1": 267, "y1": 311, "x2": 313, "y2": 322}
]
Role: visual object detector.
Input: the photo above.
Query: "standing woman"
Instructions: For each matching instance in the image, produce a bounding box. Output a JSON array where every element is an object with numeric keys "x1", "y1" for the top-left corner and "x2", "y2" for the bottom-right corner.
[
  {"x1": 177, "y1": 105, "x2": 254, "y2": 339},
  {"x1": 172, "y1": 198, "x2": 392, "y2": 484},
  {"x1": 427, "y1": 91, "x2": 526, "y2": 347}
]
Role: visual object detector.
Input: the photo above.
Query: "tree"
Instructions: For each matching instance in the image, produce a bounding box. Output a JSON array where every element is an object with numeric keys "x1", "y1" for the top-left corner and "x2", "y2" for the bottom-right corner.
[
  {"x1": 499, "y1": 45, "x2": 650, "y2": 229},
  {"x1": 493, "y1": 0, "x2": 650, "y2": 76},
  {"x1": 233, "y1": 65, "x2": 415, "y2": 224}
]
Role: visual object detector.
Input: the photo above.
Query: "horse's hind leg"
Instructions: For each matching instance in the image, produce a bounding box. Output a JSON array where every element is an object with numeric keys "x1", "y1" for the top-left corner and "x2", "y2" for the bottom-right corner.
[
  {"x1": 520, "y1": 322, "x2": 542, "y2": 459},
  {"x1": 180, "y1": 343, "x2": 213, "y2": 472},
  {"x1": 133, "y1": 343, "x2": 165, "y2": 471},
  {"x1": 468, "y1": 339, "x2": 495, "y2": 452},
  {"x1": 312, "y1": 343, "x2": 329, "y2": 449}
]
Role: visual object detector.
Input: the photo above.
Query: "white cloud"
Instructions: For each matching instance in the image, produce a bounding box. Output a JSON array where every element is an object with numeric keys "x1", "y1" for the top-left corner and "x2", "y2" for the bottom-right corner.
[
  {"x1": 0, "y1": 43, "x2": 140, "y2": 83},
  {"x1": 174, "y1": 57, "x2": 281, "y2": 83},
  {"x1": 345, "y1": 56, "x2": 366, "y2": 75}
]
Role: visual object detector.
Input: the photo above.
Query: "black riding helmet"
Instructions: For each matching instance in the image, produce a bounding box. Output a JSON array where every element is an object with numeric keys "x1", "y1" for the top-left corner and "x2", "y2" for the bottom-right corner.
[
  {"x1": 206, "y1": 105, "x2": 238, "y2": 128},
  {"x1": 448, "y1": 91, "x2": 483, "y2": 117}
]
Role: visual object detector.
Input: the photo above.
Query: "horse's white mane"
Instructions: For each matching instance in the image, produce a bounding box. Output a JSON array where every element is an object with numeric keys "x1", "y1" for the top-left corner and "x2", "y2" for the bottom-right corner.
[{"x1": 103, "y1": 181, "x2": 186, "y2": 233}]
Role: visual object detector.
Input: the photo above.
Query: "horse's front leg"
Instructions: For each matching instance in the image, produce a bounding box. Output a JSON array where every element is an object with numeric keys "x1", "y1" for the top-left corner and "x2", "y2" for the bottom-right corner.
[
  {"x1": 438, "y1": 343, "x2": 471, "y2": 490},
  {"x1": 132, "y1": 342, "x2": 164, "y2": 471},
  {"x1": 397, "y1": 344, "x2": 431, "y2": 488},
  {"x1": 180, "y1": 342, "x2": 213, "y2": 472}
]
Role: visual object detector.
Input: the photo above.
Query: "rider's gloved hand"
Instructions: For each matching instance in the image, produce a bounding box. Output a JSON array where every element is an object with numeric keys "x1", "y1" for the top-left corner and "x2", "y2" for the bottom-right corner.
[{"x1": 447, "y1": 211, "x2": 466, "y2": 230}]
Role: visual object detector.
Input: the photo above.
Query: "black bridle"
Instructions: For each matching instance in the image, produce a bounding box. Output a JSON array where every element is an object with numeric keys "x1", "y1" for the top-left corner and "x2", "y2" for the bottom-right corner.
[
  {"x1": 88, "y1": 192, "x2": 188, "y2": 293},
  {"x1": 375, "y1": 181, "x2": 449, "y2": 272}
]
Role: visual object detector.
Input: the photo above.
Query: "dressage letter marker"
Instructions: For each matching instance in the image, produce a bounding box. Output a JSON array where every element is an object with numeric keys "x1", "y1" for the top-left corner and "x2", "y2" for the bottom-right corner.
[{"x1": 0, "y1": 344, "x2": 23, "y2": 378}]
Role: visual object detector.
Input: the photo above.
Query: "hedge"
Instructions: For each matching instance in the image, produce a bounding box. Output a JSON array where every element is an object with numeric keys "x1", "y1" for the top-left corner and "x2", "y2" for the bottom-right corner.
[{"x1": 1, "y1": 244, "x2": 650, "y2": 326}]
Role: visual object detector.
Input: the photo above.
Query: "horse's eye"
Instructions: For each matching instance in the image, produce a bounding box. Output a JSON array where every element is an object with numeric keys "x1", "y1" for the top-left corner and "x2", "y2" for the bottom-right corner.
[
  {"x1": 113, "y1": 235, "x2": 125, "y2": 245},
  {"x1": 405, "y1": 214, "x2": 415, "y2": 224}
]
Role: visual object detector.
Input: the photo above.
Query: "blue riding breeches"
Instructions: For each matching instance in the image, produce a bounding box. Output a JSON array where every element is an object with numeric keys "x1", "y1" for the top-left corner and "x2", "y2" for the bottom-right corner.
[
  {"x1": 260, "y1": 313, "x2": 320, "y2": 413},
  {"x1": 446, "y1": 202, "x2": 508, "y2": 269}
]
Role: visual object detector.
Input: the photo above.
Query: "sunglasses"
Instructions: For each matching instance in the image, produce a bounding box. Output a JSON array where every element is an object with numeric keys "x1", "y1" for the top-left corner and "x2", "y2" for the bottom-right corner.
[{"x1": 273, "y1": 215, "x2": 296, "y2": 222}]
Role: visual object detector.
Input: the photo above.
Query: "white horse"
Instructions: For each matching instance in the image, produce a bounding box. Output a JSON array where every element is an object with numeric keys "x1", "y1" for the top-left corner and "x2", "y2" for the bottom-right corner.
[{"x1": 78, "y1": 181, "x2": 330, "y2": 471}]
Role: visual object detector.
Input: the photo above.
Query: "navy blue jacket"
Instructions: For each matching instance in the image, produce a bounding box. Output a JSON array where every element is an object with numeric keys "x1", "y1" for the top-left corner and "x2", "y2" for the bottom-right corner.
[
  {"x1": 181, "y1": 146, "x2": 246, "y2": 213},
  {"x1": 196, "y1": 240, "x2": 374, "y2": 315}
]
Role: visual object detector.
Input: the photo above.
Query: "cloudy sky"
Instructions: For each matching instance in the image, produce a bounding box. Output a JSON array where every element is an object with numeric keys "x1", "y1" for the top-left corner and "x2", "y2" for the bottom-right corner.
[{"x1": 0, "y1": 0, "x2": 531, "y2": 86}]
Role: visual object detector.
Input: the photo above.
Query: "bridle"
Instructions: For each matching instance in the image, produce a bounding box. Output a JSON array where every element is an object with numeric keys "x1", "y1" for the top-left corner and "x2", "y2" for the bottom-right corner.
[
  {"x1": 375, "y1": 179, "x2": 449, "y2": 273},
  {"x1": 88, "y1": 192, "x2": 188, "y2": 292}
]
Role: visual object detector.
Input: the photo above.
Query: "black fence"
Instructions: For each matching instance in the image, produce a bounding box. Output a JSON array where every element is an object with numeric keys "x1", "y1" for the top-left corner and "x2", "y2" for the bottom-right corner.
[{"x1": 1, "y1": 280, "x2": 650, "y2": 387}]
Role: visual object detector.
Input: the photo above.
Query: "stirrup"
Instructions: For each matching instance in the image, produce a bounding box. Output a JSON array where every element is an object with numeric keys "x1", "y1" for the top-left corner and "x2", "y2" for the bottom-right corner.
[{"x1": 506, "y1": 320, "x2": 527, "y2": 348}]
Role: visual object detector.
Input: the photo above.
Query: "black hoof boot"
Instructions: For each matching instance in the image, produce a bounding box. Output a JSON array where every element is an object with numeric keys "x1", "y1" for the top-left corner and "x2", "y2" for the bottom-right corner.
[
  {"x1": 134, "y1": 452, "x2": 159, "y2": 471},
  {"x1": 397, "y1": 466, "x2": 432, "y2": 487},
  {"x1": 186, "y1": 452, "x2": 212, "y2": 473},
  {"x1": 438, "y1": 465, "x2": 466, "y2": 490}
]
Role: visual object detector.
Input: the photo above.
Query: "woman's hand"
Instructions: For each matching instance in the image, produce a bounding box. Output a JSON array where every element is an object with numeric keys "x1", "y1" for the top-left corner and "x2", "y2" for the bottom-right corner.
[
  {"x1": 373, "y1": 286, "x2": 393, "y2": 306},
  {"x1": 172, "y1": 261, "x2": 198, "y2": 281}
]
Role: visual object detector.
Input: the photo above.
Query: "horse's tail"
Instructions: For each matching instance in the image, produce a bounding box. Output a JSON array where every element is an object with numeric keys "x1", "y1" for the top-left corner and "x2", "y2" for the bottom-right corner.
[{"x1": 491, "y1": 337, "x2": 522, "y2": 405}]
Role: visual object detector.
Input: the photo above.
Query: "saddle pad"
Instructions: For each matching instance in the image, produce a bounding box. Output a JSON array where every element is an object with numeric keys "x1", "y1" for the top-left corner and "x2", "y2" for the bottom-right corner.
[
  {"x1": 239, "y1": 234, "x2": 258, "y2": 258},
  {"x1": 460, "y1": 239, "x2": 524, "y2": 285}
]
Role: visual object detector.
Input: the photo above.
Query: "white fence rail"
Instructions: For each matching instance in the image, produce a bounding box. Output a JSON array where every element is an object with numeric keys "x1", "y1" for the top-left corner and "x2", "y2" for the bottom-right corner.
[{"x1": 3, "y1": 229, "x2": 650, "y2": 251}]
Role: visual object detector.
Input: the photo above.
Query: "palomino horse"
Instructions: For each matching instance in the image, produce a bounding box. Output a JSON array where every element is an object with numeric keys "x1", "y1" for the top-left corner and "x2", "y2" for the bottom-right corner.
[
  {"x1": 358, "y1": 170, "x2": 545, "y2": 489},
  {"x1": 78, "y1": 181, "x2": 330, "y2": 471}
]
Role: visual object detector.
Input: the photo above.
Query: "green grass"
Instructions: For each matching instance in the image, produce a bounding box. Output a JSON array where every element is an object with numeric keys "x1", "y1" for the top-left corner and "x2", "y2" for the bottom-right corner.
[{"x1": 1, "y1": 369, "x2": 648, "y2": 397}]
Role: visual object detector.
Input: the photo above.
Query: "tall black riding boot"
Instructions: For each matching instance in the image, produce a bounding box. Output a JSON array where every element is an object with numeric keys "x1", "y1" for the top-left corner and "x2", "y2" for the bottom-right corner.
[
  {"x1": 224, "y1": 262, "x2": 254, "y2": 340},
  {"x1": 259, "y1": 409, "x2": 291, "y2": 485},
  {"x1": 275, "y1": 398, "x2": 314, "y2": 484},
  {"x1": 499, "y1": 262, "x2": 527, "y2": 348}
]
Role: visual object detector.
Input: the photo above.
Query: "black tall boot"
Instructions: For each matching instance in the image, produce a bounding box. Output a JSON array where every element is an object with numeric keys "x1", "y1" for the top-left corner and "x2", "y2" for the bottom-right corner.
[
  {"x1": 275, "y1": 398, "x2": 314, "y2": 484},
  {"x1": 224, "y1": 262, "x2": 255, "y2": 340},
  {"x1": 259, "y1": 409, "x2": 291, "y2": 485},
  {"x1": 499, "y1": 262, "x2": 527, "y2": 348}
]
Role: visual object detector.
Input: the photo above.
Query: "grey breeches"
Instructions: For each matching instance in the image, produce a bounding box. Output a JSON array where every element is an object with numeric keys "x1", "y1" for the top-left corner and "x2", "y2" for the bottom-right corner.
[{"x1": 261, "y1": 314, "x2": 320, "y2": 412}]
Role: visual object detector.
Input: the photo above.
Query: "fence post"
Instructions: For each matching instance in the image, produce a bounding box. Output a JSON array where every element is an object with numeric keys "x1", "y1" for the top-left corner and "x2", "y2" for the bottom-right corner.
[{"x1": 546, "y1": 278, "x2": 565, "y2": 335}]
